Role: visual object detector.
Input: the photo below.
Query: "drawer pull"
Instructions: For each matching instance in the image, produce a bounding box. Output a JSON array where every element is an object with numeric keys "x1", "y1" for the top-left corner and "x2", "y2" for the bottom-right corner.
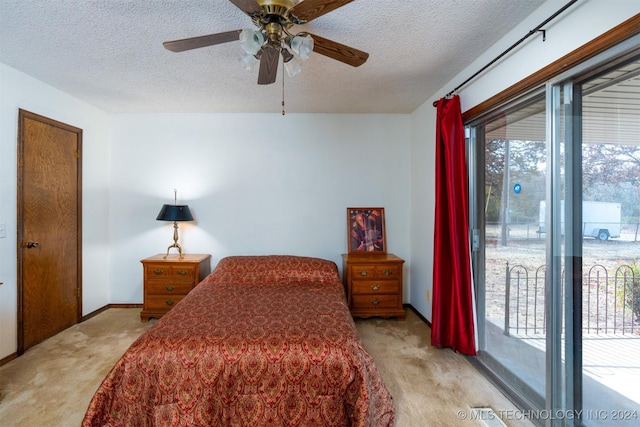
[
  {"x1": 165, "y1": 300, "x2": 175, "y2": 306},
  {"x1": 153, "y1": 269, "x2": 164, "y2": 275},
  {"x1": 165, "y1": 285, "x2": 175, "y2": 291},
  {"x1": 177, "y1": 270, "x2": 188, "y2": 276},
  {"x1": 371, "y1": 299, "x2": 380, "y2": 306},
  {"x1": 383, "y1": 269, "x2": 393, "y2": 276},
  {"x1": 358, "y1": 270, "x2": 369, "y2": 276},
  {"x1": 371, "y1": 284, "x2": 380, "y2": 291}
]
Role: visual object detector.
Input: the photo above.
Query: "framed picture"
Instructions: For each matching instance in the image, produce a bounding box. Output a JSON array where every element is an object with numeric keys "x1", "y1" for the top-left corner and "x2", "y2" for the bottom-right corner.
[{"x1": 347, "y1": 207, "x2": 386, "y2": 253}]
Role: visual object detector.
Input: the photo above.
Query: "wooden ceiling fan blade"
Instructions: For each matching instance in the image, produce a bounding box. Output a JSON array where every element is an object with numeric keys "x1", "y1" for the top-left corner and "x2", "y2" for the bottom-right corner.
[
  {"x1": 290, "y1": 0, "x2": 354, "y2": 23},
  {"x1": 229, "y1": 0, "x2": 263, "y2": 16},
  {"x1": 258, "y1": 45, "x2": 279, "y2": 85},
  {"x1": 309, "y1": 33, "x2": 369, "y2": 67},
  {"x1": 163, "y1": 30, "x2": 241, "y2": 52}
]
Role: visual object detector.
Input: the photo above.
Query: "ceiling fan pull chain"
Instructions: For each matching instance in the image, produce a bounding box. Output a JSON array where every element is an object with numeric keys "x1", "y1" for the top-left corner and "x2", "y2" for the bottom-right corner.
[{"x1": 281, "y1": 57, "x2": 286, "y2": 116}]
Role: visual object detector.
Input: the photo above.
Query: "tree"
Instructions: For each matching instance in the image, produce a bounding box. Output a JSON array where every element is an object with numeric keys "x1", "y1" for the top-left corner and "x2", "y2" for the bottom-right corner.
[
  {"x1": 583, "y1": 144, "x2": 640, "y2": 187},
  {"x1": 485, "y1": 139, "x2": 546, "y2": 223}
]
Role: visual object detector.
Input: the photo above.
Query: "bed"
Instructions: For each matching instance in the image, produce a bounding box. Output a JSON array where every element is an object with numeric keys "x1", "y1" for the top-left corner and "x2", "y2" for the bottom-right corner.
[{"x1": 82, "y1": 255, "x2": 395, "y2": 426}]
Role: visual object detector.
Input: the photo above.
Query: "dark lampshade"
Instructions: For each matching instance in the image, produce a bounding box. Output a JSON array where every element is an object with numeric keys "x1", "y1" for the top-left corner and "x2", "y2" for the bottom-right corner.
[{"x1": 156, "y1": 204, "x2": 193, "y2": 222}]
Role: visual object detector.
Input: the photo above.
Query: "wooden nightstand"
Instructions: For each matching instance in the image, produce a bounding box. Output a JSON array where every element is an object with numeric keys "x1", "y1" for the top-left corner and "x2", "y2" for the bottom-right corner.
[
  {"x1": 342, "y1": 253, "x2": 405, "y2": 320},
  {"x1": 140, "y1": 254, "x2": 211, "y2": 322}
]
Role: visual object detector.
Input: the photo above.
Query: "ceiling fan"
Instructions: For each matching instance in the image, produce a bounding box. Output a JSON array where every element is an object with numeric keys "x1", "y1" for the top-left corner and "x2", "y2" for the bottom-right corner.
[{"x1": 163, "y1": 0, "x2": 369, "y2": 85}]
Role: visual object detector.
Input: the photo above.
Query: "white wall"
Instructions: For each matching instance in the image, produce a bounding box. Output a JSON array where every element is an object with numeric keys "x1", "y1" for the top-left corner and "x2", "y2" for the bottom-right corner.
[
  {"x1": 108, "y1": 113, "x2": 411, "y2": 303},
  {"x1": 409, "y1": 0, "x2": 640, "y2": 321},
  {"x1": 0, "y1": 64, "x2": 111, "y2": 359},
  {"x1": 0, "y1": 61, "x2": 410, "y2": 359},
  {"x1": 0, "y1": 69, "x2": 410, "y2": 359}
]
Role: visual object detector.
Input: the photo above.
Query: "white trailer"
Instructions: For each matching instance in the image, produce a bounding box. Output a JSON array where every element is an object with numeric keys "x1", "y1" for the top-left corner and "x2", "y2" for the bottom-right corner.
[{"x1": 538, "y1": 200, "x2": 621, "y2": 240}]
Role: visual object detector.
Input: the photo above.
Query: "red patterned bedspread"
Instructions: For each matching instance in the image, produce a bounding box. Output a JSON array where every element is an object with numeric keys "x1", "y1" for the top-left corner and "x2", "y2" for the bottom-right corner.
[{"x1": 82, "y1": 255, "x2": 395, "y2": 426}]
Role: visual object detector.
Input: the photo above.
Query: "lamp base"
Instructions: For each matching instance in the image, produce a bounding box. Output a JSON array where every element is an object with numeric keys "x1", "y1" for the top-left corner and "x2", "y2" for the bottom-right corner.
[
  {"x1": 163, "y1": 221, "x2": 184, "y2": 259},
  {"x1": 164, "y1": 242, "x2": 183, "y2": 259}
]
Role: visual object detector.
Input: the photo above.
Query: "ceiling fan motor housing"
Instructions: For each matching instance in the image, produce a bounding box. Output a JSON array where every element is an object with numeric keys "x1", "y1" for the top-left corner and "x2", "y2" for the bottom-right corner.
[{"x1": 256, "y1": 0, "x2": 297, "y2": 18}]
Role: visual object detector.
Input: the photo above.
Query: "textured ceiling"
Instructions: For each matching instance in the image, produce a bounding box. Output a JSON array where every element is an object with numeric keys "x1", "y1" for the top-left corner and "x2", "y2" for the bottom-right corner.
[{"x1": 0, "y1": 0, "x2": 547, "y2": 114}]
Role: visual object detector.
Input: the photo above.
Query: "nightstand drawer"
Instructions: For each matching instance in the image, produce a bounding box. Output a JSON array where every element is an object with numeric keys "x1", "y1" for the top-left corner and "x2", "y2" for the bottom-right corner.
[
  {"x1": 145, "y1": 295, "x2": 187, "y2": 311},
  {"x1": 374, "y1": 265, "x2": 401, "y2": 280},
  {"x1": 145, "y1": 281, "x2": 193, "y2": 295},
  {"x1": 352, "y1": 280, "x2": 400, "y2": 295},
  {"x1": 352, "y1": 294, "x2": 400, "y2": 309},
  {"x1": 350, "y1": 265, "x2": 377, "y2": 279}
]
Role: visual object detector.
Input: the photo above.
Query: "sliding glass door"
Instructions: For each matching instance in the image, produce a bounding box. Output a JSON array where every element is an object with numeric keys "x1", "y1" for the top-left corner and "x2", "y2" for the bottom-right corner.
[
  {"x1": 470, "y1": 43, "x2": 640, "y2": 427},
  {"x1": 471, "y1": 92, "x2": 551, "y2": 412},
  {"x1": 575, "y1": 56, "x2": 640, "y2": 426}
]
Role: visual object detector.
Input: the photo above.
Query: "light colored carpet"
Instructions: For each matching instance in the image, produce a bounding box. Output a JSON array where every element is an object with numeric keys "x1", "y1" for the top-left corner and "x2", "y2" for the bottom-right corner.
[
  {"x1": 0, "y1": 308, "x2": 155, "y2": 426},
  {"x1": 354, "y1": 310, "x2": 534, "y2": 426},
  {"x1": 0, "y1": 308, "x2": 533, "y2": 426}
]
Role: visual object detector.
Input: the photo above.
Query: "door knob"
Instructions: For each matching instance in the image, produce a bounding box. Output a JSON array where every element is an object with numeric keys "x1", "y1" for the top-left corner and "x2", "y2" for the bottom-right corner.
[{"x1": 25, "y1": 241, "x2": 39, "y2": 248}]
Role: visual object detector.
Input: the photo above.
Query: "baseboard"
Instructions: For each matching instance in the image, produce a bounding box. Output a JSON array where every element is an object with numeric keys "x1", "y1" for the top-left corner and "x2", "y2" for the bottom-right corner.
[
  {"x1": 0, "y1": 352, "x2": 18, "y2": 366},
  {"x1": 81, "y1": 303, "x2": 143, "y2": 322},
  {"x1": 404, "y1": 304, "x2": 432, "y2": 328}
]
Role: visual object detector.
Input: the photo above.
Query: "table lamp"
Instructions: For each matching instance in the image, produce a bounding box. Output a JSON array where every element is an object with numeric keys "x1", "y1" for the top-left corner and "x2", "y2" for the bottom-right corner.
[{"x1": 156, "y1": 189, "x2": 193, "y2": 259}]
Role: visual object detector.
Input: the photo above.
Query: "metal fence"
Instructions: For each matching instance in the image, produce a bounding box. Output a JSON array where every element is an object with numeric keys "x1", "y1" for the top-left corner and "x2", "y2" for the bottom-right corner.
[{"x1": 505, "y1": 262, "x2": 640, "y2": 335}]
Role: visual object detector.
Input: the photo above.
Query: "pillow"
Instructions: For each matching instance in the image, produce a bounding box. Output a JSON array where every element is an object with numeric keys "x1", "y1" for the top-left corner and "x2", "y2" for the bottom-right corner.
[{"x1": 202, "y1": 255, "x2": 340, "y2": 285}]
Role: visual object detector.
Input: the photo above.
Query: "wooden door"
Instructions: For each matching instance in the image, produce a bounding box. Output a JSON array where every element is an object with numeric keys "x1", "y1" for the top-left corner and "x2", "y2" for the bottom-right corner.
[{"x1": 17, "y1": 109, "x2": 82, "y2": 354}]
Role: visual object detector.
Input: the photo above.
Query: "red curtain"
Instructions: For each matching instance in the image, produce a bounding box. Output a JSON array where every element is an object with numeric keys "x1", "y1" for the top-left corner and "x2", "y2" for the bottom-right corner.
[{"x1": 431, "y1": 95, "x2": 476, "y2": 356}]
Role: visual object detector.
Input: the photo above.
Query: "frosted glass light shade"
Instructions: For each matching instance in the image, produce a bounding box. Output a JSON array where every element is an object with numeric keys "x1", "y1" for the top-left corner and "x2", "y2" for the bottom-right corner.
[
  {"x1": 239, "y1": 29, "x2": 265, "y2": 55},
  {"x1": 240, "y1": 52, "x2": 259, "y2": 72},
  {"x1": 290, "y1": 35, "x2": 314, "y2": 60},
  {"x1": 284, "y1": 57, "x2": 303, "y2": 77}
]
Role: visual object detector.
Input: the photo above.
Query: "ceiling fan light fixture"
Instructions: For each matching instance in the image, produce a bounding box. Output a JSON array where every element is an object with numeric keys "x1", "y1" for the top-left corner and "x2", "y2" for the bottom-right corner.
[
  {"x1": 239, "y1": 52, "x2": 260, "y2": 72},
  {"x1": 281, "y1": 48, "x2": 294, "y2": 63},
  {"x1": 284, "y1": 57, "x2": 303, "y2": 77},
  {"x1": 239, "y1": 28, "x2": 265, "y2": 55},
  {"x1": 289, "y1": 34, "x2": 314, "y2": 60}
]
